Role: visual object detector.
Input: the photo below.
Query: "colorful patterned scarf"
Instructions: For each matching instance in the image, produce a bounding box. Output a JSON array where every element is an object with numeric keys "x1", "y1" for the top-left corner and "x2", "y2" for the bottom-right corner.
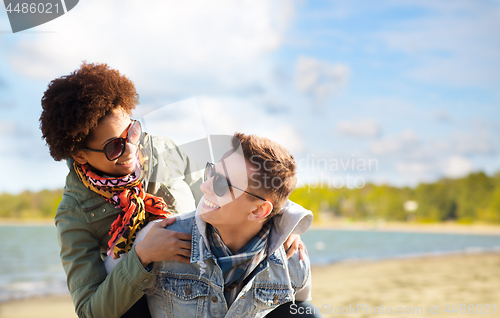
[
  {"x1": 208, "y1": 221, "x2": 272, "y2": 306},
  {"x1": 73, "y1": 159, "x2": 171, "y2": 259}
]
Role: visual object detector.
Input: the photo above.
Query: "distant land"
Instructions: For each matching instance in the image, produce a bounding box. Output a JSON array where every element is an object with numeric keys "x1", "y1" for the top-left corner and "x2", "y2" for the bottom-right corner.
[
  {"x1": 289, "y1": 171, "x2": 500, "y2": 224},
  {"x1": 1, "y1": 171, "x2": 499, "y2": 224}
]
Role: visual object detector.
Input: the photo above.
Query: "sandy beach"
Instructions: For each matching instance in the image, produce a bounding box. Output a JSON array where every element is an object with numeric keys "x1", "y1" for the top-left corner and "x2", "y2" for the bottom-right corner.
[
  {"x1": 0, "y1": 253, "x2": 498, "y2": 318},
  {"x1": 311, "y1": 253, "x2": 500, "y2": 318}
]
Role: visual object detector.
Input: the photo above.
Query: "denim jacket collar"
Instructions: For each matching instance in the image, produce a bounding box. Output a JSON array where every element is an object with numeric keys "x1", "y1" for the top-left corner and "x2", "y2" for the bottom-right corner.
[
  {"x1": 188, "y1": 196, "x2": 313, "y2": 301},
  {"x1": 190, "y1": 217, "x2": 212, "y2": 264},
  {"x1": 191, "y1": 197, "x2": 313, "y2": 266}
]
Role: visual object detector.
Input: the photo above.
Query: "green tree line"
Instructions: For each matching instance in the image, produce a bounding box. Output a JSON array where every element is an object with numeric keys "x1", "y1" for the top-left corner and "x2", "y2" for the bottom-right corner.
[
  {"x1": 0, "y1": 189, "x2": 63, "y2": 220},
  {"x1": 289, "y1": 171, "x2": 500, "y2": 224},
  {"x1": 1, "y1": 171, "x2": 499, "y2": 223}
]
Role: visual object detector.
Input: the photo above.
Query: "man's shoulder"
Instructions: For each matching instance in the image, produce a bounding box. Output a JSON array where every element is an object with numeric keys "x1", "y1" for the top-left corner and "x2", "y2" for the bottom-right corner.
[
  {"x1": 133, "y1": 211, "x2": 196, "y2": 247},
  {"x1": 165, "y1": 211, "x2": 197, "y2": 233}
]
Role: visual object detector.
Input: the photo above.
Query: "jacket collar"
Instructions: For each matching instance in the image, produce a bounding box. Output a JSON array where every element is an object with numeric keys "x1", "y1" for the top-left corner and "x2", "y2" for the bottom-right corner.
[
  {"x1": 189, "y1": 197, "x2": 314, "y2": 266},
  {"x1": 64, "y1": 158, "x2": 109, "y2": 210},
  {"x1": 190, "y1": 218, "x2": 212, "y2": 264},
  {"x1": 189, "y1": 197, "x2": 311, "y2": 301}
]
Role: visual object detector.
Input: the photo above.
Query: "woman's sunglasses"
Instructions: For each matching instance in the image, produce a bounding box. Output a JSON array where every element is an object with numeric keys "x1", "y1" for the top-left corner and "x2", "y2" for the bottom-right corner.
[
  {"x1": 84, "y1": 120, "x2": 142, "y2": 161},
  {"x1": 204, "y1": 162, "x2": 267, "y2": 202}
]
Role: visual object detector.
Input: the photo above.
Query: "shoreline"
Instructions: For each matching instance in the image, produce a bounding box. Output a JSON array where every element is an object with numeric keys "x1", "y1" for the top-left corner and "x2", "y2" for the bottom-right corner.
[
  {"x1": 0, "y1": 253, "x2": 498, "y2": 318},
  {"x1": 0, "y1": 219, "x2": 54, "y2": 226},
  {"x1": 2, "y1": 218, "x2": 500, "y2": 235},
  {"x1": 1, "y1": 251, "x2": 498, "y2": 303},
  {"x1": 310, "y1": 249, "x2": 500, "y2": 267},
  {"x1": 310, "y1": 220, "x2": 500, "y2": 236}
]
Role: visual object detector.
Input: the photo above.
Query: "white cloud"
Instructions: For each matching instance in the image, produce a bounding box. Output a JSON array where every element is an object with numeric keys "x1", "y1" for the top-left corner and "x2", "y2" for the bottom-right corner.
[
  {"x1": 197, "y1": 96, "x2": 250, "y2": 135},
  {"x1": 441, "y1": 155, "x2": 473, "y2": 178},
  {"x1": 369, "y1": 129, "x2": 419, "y2": 155},
  {"x1": 396, "y1": 155, "x2": 474, "y2": 182},
  {"x1": 453, "y1": 131, "x2": 494, "y2": 155},
  {"x1": 0, "y1": 121, "x2": 16, "y2": 135},
  {"x1": 397, "y1": 162, "x2": 432, "y2": 176},
  {"x1": 263, "y1": 125, "x2": 304, "y2": 154},
  {"x1": 199, "y1": 96, "x2": 304, "y2": 153},
  {"x1": 6, "y1": 0, "x2": 295, "y2": 95},
  {"x1": 295, "y1": 56, "x2": 349, "y2": 102},
  {"x1": 137, "y1": 98, "x2": 207, "y2": 146},
  {"x1": 336, "y1": 119, "x2": 380, "y2": 137},
  {"x1": 432, "y1": 130, "x2": 494, "y2": 155}
]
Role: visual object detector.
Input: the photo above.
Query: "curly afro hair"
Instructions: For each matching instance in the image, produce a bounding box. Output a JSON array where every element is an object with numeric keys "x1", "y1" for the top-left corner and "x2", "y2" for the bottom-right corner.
[{"x1": 40, "y1": 62, "x2": 139, "y2": 161}]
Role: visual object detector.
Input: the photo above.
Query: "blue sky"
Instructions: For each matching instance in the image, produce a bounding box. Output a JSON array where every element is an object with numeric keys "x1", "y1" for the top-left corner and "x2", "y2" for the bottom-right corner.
[{"x1": 0, "y1": 0, "x2": 499, "y2": 193}]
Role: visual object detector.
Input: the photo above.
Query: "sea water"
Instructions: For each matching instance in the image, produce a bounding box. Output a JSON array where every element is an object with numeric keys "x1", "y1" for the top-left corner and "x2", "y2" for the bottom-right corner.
[
  {"x1": 1, "y1": 225, "x2": 500, "y2": 302},
  {"x1": 301, "y1": 229, "x2": 500, "y2": 265},
  {"x1": 0, "y1": 225, "x2": 67, "y2": 302}
]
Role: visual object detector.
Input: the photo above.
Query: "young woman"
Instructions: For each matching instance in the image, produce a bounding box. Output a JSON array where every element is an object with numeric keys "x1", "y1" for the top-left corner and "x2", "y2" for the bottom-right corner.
[
  {"x1": 40, "y1": 62, "x2": 206, "y2": 318},
  {"x1": 40, "y1": 62, "x2": 305, "y2": 318}
]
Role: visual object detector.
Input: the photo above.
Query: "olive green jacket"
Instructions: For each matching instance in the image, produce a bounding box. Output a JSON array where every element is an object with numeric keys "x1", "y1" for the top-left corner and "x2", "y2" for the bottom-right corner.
[{"x1": 55, "y1": 134, "x2": 203, "y2": 318}]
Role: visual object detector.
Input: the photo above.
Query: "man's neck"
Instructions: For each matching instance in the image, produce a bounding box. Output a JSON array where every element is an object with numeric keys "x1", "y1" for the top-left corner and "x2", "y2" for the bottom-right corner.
[{"x1": 212, "y1": 221, "x2": 265, "y2": 254}]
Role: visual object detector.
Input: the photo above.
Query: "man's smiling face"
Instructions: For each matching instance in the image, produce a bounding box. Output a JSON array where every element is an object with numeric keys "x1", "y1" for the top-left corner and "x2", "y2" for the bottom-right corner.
[{"x1": 199, "y1": 150, "x2": 262, "y2": 227}]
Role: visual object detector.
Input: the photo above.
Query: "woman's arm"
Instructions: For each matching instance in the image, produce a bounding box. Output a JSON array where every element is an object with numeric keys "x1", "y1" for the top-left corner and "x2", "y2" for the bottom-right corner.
[{"x1": 56, "y1": 197, "x2": 154, "y2": 318}]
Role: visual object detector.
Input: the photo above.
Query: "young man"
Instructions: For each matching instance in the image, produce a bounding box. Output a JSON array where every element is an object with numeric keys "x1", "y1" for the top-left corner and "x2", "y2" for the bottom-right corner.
[{"x1": 144, "y1": 132, "x2": 321, "y2": 318}]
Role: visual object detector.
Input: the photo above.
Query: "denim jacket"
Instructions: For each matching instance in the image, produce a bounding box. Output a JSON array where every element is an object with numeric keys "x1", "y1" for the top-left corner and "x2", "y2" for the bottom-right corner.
[
  {"x1": 55, "y1": 134, "x2": 203, "y2": 318},
  {"x1": 145, "y1": 200, "x2": 313, "y2": 318}
]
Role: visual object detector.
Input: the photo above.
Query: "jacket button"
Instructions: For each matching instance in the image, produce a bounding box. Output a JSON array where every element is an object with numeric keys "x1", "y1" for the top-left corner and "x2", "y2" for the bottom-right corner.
[
  {"x1": 211, "y1": 296, "x2": 218, "y2": 303},
  {"x1": 90, "y1": 213, "x2": 95, "y2": 217},
  {"x1": 101, "y1": 208, "x2": 106, "y2": 213},
  {"x1": 185, "y1": 285, "x2": 192, "y2": 296},
  {"x1": 273, "y1": 295, "x2": 279, "y2": 305}
]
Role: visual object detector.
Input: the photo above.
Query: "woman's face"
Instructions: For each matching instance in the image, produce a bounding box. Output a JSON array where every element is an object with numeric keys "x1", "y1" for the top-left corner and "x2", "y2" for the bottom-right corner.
[{"x1": 72, "y1": 108, "x2": 138, "y2": 176}]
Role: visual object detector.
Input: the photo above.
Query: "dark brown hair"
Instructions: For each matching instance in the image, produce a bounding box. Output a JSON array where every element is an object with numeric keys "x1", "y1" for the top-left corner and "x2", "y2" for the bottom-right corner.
[
  {"x1": 40, "y1": 62, "x2": 139, "y2": 161},
  {"x1": 231, "y1": 132, "x2": 297, "y2": 218}
]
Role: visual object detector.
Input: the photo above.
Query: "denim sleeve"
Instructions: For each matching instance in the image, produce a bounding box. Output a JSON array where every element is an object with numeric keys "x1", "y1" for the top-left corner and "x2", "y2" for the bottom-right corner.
[
  {"x1": 295, "y1": 270, "x2": 312, "y2": 302},
  {"x1": 295, "y1": 242, "x2": 313, "y2": 302}
]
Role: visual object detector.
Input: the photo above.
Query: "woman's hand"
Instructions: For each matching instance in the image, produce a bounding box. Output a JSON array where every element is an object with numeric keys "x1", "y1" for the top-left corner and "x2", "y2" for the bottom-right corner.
[
  {"x1": 283, "y1": 234, "x2": 305, "y2": 260},
  {"x1": 135, "y1": 218, "x2": 192, "y2": 268}
]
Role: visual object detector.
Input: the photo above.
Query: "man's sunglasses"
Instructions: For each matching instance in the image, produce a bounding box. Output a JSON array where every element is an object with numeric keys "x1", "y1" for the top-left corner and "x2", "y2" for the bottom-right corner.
[
  {"x1": 204, "y1": 162, "x2": 268, "y2": 202},
  {"x1": 84, "y1": 120, "x2": 142, "y2": 161}
]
